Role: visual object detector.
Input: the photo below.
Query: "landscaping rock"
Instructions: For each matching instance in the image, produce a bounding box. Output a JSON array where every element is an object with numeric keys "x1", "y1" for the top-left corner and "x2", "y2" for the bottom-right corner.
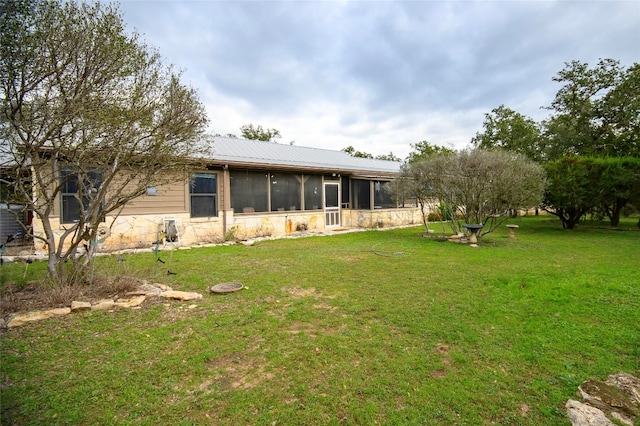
[
  {"x1": 127, "y1": 283, "x2": 168, "y2": 296},
  {"x1": 160, "y1": 290, "x2": 203, "y2": 301},
  {"x1": 610, "y1": 411, "x2": 634, "y2": 426},
  {"x1": 153, "y1": 283, "x2": 173, "y2": 291},
  {"x1": 115, "y1": 295, "x2": 146, "y2": 308},
  {"x1": 578, "y1": 379, "x2": 639, "y2": 417},
  {"x1": 567, "y1": 373, "x2": 640, "y2": 426},
  {"x1": 7, "y1": 307, "x2": 71, "y2": 328},
  {"x1": 606, "y1": 372, "x2": 640, "y2": 405},
  {"x1": 71, "y1": 301, "x2": 92, "y2": 312},
  {"x1": 1, "y1": 282, "x2": 199, "y2": 328},
  {"x1": 566, "y1": 400, "x2": 615, "y2": 426},
  {"x1": 91, "y1": 299, "x2": 115, "y2": 311}
]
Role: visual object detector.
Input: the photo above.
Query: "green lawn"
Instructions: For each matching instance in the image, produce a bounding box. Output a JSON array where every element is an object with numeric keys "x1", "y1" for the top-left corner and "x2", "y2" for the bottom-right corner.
[{"x1": 1, "y1": 216, "x2": 639, "y2": 425}]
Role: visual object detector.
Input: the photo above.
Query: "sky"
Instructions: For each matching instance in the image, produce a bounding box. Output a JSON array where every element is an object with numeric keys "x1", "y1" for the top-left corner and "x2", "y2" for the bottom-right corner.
[{"x1": 118, "y1": 0, "x2": 640, "y2": 159}]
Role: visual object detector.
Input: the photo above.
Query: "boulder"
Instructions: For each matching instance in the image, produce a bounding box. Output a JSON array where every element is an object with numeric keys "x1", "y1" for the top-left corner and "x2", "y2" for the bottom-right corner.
[
  {"x1": 568, "y1": 373, "x2": 640, "y2": 426},
  {"x1": 566, "y1": 400, "x2": 615, "y2": 426},
  {"x1": 71, "y1": 301, "x2": 92, "y2": 312},
  {"x1": 160, "y1": 290, "x2": 203, "y2": 301},
  {"x1": 578, "y1": 379, "x2": 639, "y2": 417},
  {"x1": 606, "y1": 372, "x2": 640, "y2": 405},
  {"x1": 7, "y1": 307, "x2": 71, "y2": 328}
]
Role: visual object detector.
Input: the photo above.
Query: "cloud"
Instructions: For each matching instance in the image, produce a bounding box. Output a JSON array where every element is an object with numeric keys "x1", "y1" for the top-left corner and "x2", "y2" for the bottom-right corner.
[{"x1": 120, "y1": 0, "x2": 640, "y2": 158}]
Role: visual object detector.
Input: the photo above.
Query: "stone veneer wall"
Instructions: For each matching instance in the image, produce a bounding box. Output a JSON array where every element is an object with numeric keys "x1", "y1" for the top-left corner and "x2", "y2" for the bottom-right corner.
[
  {"x1": 342, "y1": 208, "x2": 422, "y2": 229},
  {"x1": 30, "y1": 207, "x2": 423, "y2": 252}
]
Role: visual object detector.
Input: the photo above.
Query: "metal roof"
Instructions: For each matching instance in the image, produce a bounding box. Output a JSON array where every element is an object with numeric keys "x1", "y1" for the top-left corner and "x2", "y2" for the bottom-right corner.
[{"x1": 204, "y1": 137, "x2": 401, "y2": 177}]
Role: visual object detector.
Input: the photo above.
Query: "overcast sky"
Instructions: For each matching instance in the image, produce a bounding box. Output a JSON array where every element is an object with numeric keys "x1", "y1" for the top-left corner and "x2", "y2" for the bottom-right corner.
[{"x1": 119, "y1": 0, "x2": 639, "y2": 159}]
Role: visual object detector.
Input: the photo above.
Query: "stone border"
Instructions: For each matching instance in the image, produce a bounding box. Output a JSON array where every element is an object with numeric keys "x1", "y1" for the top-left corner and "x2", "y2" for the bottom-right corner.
[{"x1": 2, "y1": 283, "x2": 203, "y2": 328}]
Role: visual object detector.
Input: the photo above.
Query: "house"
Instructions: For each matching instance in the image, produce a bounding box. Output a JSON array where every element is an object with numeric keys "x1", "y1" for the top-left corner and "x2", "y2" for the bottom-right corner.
[{"x1": 31, "y1": 137, "x2": 420, "y2": 251}]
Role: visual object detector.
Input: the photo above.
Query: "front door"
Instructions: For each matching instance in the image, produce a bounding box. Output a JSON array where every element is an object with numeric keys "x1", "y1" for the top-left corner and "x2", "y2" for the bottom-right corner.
[{"x1": 324, "y1": 182, "x2": 340, "y2": 227}]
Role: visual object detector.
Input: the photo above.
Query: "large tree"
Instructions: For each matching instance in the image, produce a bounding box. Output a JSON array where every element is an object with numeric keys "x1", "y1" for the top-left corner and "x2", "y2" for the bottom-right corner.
[
  {"x1": 471, "y1": 105, "x2": 544, "y2": 162},
  {"x1": 542, "y1": 59, "x2": 639, "y2": 159},
  {"x1": 1, "y1": 0, "x2": 208, "y2": 285},
  {"x1": 394, "y1": 149, "x2": 546, "y2": 237}
]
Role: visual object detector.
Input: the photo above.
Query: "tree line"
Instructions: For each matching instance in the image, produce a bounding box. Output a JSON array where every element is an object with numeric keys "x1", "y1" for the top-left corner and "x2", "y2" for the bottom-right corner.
[
  {"x1": 377, "y1": 59, "x2": 640, "y2": 231},
  {"x1": 472, "y1": 59, "x2": 639, "y2": 229}
]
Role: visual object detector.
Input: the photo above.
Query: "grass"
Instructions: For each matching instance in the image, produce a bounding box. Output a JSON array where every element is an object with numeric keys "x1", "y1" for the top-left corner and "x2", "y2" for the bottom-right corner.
[{"x1": 1, "y1": 216, "x2": 639, "y2": 425}]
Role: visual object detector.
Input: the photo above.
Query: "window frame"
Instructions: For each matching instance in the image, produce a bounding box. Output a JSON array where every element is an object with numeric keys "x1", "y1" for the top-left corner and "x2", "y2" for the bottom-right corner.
[
  {"x1": 60, "y1": 169, "x2": 103, "y2": 224},
  {"x1": 189, "y1": 173, "x2": 218, "y2": 218}
]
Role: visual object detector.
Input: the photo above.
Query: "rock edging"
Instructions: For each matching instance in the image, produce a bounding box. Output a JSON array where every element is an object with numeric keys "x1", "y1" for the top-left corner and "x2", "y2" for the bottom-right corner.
[
  {"x1": 566, "y1": 372, "x2": 640, "y2": 426},
  {"x1": 3, "y1": 284, "x2": 204, "y2": 328}
]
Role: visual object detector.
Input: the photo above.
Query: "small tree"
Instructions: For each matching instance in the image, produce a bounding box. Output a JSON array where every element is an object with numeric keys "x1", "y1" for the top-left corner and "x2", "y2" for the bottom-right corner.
[
  {"x1": 394, "y1": 149, "x2": 546, "y2": 237},
  {"x1": 1, "y1": 1, "x2": 208, "y2": 285},
  {"x1": 396, "y1": 153, "x2": 453, "y2": 232}
]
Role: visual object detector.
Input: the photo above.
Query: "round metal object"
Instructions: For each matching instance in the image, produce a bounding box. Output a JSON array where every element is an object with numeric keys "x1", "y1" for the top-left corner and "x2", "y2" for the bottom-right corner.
[{"x1": 210, "y1": 282, "x2": 243, "y2": 293}]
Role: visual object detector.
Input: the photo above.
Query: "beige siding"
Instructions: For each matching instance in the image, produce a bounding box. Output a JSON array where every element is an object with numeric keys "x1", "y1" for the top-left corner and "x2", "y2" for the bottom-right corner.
[{"x1": 121, "y1": 180, "x2": 188, "y2": 215}]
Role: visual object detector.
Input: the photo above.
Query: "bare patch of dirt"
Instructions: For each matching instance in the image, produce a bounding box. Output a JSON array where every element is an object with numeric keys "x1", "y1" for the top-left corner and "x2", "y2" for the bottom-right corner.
[
  {"x1": 431, "y1": 369, "x2": 448, "y2": 379},
  {"x1": 313, "y1": 302, "x2": 338, "y2": 311},
  {"x1": 436, "y1": 343, "x2": 451, "y2": 355},
  {"x1": 281, "y1": 286, "x2": 337, "y2": 299},
  {"x1": 0, "y1": 275, "x2": 145, "y2": 318},
  {"x1": 204, "y1": 352, "x2": 274, "y2": 391},
  {"x1": 285, "y1": 321, "x2": 320, "y2": 338}
]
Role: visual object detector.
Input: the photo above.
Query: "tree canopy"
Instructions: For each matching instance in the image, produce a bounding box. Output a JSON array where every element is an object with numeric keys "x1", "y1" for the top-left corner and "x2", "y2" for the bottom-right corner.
[
  {"x1": 240, "y1": 124, "x2": 281, "y2": 142},
  {"x1": 472, "y1": 59, "x2": 639, "y2": 228},
  {"x1": 342, "y1": 146, "x2": 401, "y2": 161},
  {"x1": 542, "y1": 59, "x2": 637, "y2": 159},
  {"x1": 471, "y1": 105, "x2": 543, "y2": 161},
  {"x1": 543, "y1": 156, "x2": 640, "y2": 229},
  {"x1": 1, "y1": 0, "x2": 208, "y2": 284},
  {"x1": 406, "y1": 140, "x2": 456, "y2": 163}
]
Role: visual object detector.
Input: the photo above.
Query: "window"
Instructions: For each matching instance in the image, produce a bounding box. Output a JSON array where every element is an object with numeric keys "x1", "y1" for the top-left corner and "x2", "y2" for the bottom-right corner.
[
  {"x1": 190, "y1": 173, "x2": 218, "y2": 217},
  {"x1": 303, "y1": 174, "x2": 322, "y2": 210},
  {"x1": 374, "y1": 181, "x2": 396, "y2": 209},
  {"x1": 60, "y1": 169, "x2": 103, "y2": 224},
  {"x1": 271, "y1": 173, "x2": 301, "y2": 211},
  {"x1": 351, "y1": 179, "x2": 371, "y2": 210},
  {"x1": 230, "y1": 170, "x2": 268, "y2": 213}
]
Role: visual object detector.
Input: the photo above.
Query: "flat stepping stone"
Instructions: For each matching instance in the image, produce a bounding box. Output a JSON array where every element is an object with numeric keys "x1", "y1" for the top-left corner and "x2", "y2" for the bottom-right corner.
[{"x1": 210, "y1": 283, "x2": 243, "y2": 293}]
